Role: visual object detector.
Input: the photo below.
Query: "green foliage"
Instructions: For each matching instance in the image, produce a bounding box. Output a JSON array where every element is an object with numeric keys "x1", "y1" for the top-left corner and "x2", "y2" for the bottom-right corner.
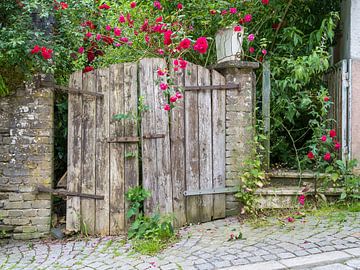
[
  {"x1": 235, "y1": 125, "x2": 268, "y2": 213},
  {"x1": 125, "y1": 186, "x2": 175, "y2": 255},
  {"x1": 125, "y1": 186, "x2": 150, "y2": 219}
]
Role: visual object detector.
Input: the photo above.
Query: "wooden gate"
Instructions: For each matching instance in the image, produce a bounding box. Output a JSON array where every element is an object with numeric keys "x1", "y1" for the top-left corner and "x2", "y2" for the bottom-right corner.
[
  {"x1": 325, "y1": 59, "x2": 351, "y2": 161},
  {"x1": 66, "y1": 58, "x2": 228, "y2": 235}
]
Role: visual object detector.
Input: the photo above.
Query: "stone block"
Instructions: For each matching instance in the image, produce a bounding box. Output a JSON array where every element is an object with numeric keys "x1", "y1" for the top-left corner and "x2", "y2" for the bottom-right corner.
[
  {"x1": 8, "y1": 210, "x2": 23, "y2": 217},
  {"x1": 37, "y1": 209, "x2": 51, "y2": 217},
  {"x1": 3, "y1": 218, "x2": 30, "y2": 225},
  {"x1": 31, "y1": 216, "x2": 50, "y2": 225},
  {"x1": 4, "y1": 201, "x2": 32, "y2": 210},
  {"x1": 32, "y1": 200, "x2": 51, "y2": 209},
  {"x1": 23, "y1": 209, "x2": 37, "y2": 217},
  {"x1": 8, "y1": 193, "x2": 23, "y2": 202}
]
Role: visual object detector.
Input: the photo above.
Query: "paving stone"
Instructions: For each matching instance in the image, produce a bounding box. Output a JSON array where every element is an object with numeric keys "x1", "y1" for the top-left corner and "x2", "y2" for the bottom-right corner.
[
  {"x1": 0, "y1": 213, "x2": 359, "y2": 270},
  {"x1": 345, "y1": 258, "x2": 360, "y2": 268},
  {"x1": 311, "y1": 263, "x2": 354, "y2": 270}
]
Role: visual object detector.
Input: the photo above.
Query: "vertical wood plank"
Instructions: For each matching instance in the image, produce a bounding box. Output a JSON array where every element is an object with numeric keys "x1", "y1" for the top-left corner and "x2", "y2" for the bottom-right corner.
[
  {"x1": 197, "y1": 66, "x2": 213, "y2": 222},
  {"x1": 141, "y1": 58, "x2": 172, "y2": 216},
  {"x1": 66, "y1": 71, "x2": 82, "y2": 232},
  {"x1": 170, "y1": 65, "x2": 186, "y2": 227},
  {"x1": 95, "y1": 68, "x2": 110, "y2": 235},
  {"x1": 154, "y1": 58, "x2": 172, "y2": 215},
  {"x1": 185, "y1": 63, "x2": 201, "y2": 224},
  {"x1": 81, "y1": 71, "x2": 97, "y2": 235},
  {"x1": 212, "y1": 70, "x2": 226, "y2": 220},
  {"x1": 109, "y1": 64, "x2": 126, "y2": 235},
  {"x1": 140, "y1": 59, "x2": 158, "y2": 215},
  {"x1": 124, "y1": 63, "x2": 139, "y2": 229}
]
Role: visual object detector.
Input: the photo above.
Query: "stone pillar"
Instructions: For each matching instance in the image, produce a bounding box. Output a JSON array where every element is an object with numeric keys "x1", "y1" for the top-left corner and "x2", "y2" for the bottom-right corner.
[
  {"x1": 214, "y1": 61, "x2": 259, "y2": 216},
  {"x1": 0, "y1": 76, "x2": 54, "y2": 239}
]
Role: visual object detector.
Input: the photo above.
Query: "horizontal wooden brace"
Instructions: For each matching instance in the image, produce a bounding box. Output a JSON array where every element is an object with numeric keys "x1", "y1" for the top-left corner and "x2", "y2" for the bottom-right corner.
[
  {"x1": 37, "y1": 185, "x2": 104, "y2": 200},
  {"x1": 176, "y1": 84, "x2": 241, "y2": 91},
  {"x1": 107, "y1": 134, "x2": 165, "y2": 143},
  {"x1": 40, "y1": 82, "x2": 104, "y2": 98},
  {"x1": 184, "y1": 187, "x2": 238, "y2": 196}
]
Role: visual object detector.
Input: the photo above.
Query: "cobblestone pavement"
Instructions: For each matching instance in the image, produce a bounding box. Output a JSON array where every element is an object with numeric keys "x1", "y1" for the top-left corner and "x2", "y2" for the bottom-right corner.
[{"x1": 0, "y1": 212, "x2": 359, "y2": 270}]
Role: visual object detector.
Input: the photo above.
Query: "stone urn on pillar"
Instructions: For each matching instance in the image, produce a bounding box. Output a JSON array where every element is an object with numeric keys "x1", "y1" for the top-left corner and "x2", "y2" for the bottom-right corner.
[{"x1": 215, "y1": 25, "x2": 244, "y2": 63}]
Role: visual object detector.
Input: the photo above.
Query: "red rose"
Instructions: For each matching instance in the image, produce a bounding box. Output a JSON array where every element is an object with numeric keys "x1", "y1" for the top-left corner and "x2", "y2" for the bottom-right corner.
[
  {"x1": 234, "y1": 25, "x2": 242, "y2": 32},
  {"x1": 321, "y1": 135, "x2": 327, "y2": 142},
  {"x1": 329, "y1": 129, "x2": 336, "y2": 138},
  {"x1": 83, "y1": 66, "x2": 94, "y2": 73},
  {"x1": 324, "y1": 152, "x2": 331, "y2": 161},
  {"x1": 160, "y1": 83, "x2": 168, "y2": 90},
  {"x1": 307, "y1": 151, "x2": 314, "y2": 159},
  {"x1": 41, "y1": 47, "x2": 53, "y2": 60},
  {"x1": 179, "y1": 38, "x2": 191, "y2": 50},
  {"x1": 130, "y1": 2, "x2": 136, "y2": 8},
  {"x1": 164, "y1": 104, "x2": 171, "y2": 111},
  {"x1": 193, "y1": 37, "x2": 208, "y2": 54},
  {"x1": 177, "y1": 3, "x2": 183, "y2": 9},
  {"x1": 99, "y1": 3, "x2": 110, "y2": 9},
  {"x1": 60, "y1": 2, "x2": 68, "y2": 9},
  {"x1": 262, "y1": 0, "x2": 269, "y2": 4},
  {"x1": 31, "y1": 45, "x2": 40, "y2": 54},
  {"x1": 324, "y1": 96, "x2": 330, "y2": 102},
  {"x1": 170, "y1": 96, "x2": 177, "y2": 103}
]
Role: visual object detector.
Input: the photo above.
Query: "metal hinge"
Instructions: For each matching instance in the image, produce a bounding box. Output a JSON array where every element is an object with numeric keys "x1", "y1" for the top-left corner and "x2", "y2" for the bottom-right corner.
[{"x1": 343, "y1": 72, "x2": 350, "y2": 88}]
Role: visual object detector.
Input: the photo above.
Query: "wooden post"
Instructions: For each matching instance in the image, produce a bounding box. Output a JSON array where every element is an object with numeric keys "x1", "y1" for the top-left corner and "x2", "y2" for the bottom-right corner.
[{"x1": 262, "y1": 61, "x2": 271, "y2": 169}]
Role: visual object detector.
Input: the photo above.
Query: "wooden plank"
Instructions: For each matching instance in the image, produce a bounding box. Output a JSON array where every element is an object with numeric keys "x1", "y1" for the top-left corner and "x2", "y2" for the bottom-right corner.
[
  {"x1": 95, "y1": 67, "x2": 110, "y2": 235},
  {"x1": 140, "y1": 59, "x2": 159, "y2": 215},
  {"x1": 81, "y1": 71, "x2": 97, "y2": 235},
  {"x1": 66, "y1": 71, "x2": 82, "y2": 232},
  {"x1": 212, "y1": 70, "x2": 226, "y2": 220},
  {"x1": 123, "y1": 62, "x2": 139, "y2": 229},
  {"x1": 37, "y1": 185, "x2": 104, "y2": 200},
  {"x1": 262, "y1": 61, "x2": 271, "y2": 169},
  {"x1": 185, "y1": 63, "x2": 201, "y2": 224},
  {"x1": 197, "y1": 65, "x2": 213, "y2": 222},
  {"x1": 109, "y1": 64, "x2": 126, "y2": 235},
  {"x1": 154, "y1": 58, "x2": 173, "y2": 215},
  {"x1": 170, "y1": 63, "x2": 187, "y2": 227}
]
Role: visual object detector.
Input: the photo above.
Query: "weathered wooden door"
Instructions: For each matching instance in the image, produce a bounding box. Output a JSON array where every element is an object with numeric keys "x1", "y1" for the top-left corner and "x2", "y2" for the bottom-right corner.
[
  {"x1": 67, "y1": 58, "x2": 227, "y2": 234},
  {"x1": 66, "y1": 64, "x2": 139, "y2": 235},
  {"x1": 139, "y1": 59, "x2": 227, "y2": 226}
]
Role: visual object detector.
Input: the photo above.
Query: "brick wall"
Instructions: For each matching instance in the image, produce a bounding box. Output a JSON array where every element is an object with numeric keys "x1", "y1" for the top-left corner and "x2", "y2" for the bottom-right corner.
[
  {"x1": 0, "y1": 78, "x2": 54, "y2": 239},
  {"x1": 215, "y1": 61, "x2": 258, "y2": 216}
]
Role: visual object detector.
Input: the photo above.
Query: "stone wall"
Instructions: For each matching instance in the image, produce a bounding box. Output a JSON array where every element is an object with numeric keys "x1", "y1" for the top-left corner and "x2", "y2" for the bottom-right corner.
[
  {"x1": 215, "y1": 61, "x2": 258, "y2": 216},
  {"x1": 0, "y1": 78, "x2": 53, "y2": 239}
]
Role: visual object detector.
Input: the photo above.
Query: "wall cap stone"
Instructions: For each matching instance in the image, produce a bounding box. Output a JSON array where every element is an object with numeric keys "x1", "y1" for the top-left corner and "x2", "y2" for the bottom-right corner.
[{"x1": 211, "y1": 60, "x2": 260, "y2": 71}]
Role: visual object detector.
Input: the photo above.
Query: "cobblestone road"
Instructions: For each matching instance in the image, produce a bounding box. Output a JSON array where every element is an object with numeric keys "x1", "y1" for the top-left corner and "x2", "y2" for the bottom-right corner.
[{"x1": 0, "y1": 212, "x2": 359, "y2": 269}]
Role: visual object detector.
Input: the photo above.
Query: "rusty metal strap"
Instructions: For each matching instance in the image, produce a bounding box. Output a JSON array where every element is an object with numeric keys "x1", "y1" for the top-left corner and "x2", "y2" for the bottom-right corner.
[
  {"x1": 40, "y1": 82, "x2": 104, "y2": 98},
  {"x1": 175, "y1": 84, "x2": 241, "y2": 91},
  {"x1": 107, "y1": 134, "x2": 165, "y2": 143},
  {"x1": 37, "y1": 185, "x2": 104, "y2": 200}
]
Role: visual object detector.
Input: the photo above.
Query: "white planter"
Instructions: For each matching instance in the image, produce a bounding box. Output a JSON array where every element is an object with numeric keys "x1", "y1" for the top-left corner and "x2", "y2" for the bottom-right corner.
[{"x1": 215, "y1": 25, "x2": 244, "y2": 63}]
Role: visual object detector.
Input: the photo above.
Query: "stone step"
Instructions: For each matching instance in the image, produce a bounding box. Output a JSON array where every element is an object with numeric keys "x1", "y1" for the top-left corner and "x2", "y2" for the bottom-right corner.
[{"x1": 254, "y1": 186, "x2": 343, "y2": 209}]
